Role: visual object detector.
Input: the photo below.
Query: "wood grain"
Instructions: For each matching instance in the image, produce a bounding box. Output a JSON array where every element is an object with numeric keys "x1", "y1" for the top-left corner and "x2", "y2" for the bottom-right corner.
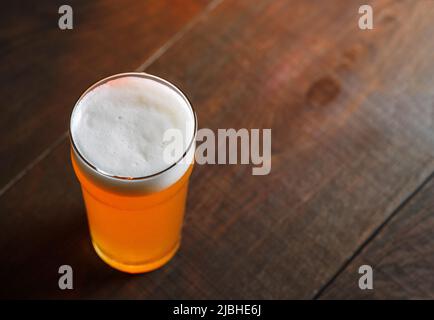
[
  {"x1": 320, "y1": 175, "x2": 434, "y2": 299},
  {"x1": 1, "y1": 0, "x2": 434, "y2": 299},
  {"x1": 0, "y1": 0, "x2": 209, "y2": 191}
]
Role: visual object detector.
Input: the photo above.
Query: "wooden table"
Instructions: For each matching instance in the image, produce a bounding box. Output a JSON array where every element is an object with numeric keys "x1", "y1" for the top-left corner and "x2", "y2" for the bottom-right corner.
[{"x1": 1, "y1": 0, "x2": 434, "y2": 299}]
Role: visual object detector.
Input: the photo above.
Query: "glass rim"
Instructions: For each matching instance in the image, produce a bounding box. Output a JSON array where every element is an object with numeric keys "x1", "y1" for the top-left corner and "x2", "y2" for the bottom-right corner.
[{"x1": 69, "y1": 72, "x2": 198, "y2": 181}]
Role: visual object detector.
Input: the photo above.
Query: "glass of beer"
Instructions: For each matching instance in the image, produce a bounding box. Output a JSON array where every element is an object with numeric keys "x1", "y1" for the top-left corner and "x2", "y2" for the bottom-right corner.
[{"x1": 69, "y1": 73, "x2": 197, "y2": 273}]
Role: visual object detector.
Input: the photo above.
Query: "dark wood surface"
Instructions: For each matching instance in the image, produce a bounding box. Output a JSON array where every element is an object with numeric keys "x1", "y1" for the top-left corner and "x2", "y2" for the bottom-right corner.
[
  {"x1": 1, "y1": 0, "x2": 434, "y2": 299},
  {"x1": 320, "y1": 174, "x2": 434, "y2": 299}
]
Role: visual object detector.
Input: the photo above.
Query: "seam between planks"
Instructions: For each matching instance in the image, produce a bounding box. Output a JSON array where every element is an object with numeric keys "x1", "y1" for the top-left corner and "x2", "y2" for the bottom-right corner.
[{"x1": 0, "y1": 0, "x2": 224, "y2": 198}]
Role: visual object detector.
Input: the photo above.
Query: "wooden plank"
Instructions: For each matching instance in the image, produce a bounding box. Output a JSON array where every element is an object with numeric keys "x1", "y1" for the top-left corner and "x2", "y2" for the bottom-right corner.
[
  {"x1": 0, "y1": 0, "x2": 210, "y2": 190},
  {"x1": 320, "y1": 175, "x2": 434, "y2": 299},
  {"x1": 2, "y1": 0, "x2": 434, "y2": 298}
]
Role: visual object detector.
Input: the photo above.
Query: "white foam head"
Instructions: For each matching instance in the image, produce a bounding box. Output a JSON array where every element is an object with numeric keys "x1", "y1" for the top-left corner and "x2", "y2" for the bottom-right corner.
[{"x1": 70, "y1": 73, "x2": 196, "y2": 194}]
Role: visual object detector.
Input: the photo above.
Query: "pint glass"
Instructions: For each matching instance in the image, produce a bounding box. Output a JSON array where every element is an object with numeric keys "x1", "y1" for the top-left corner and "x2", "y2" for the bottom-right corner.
[{"x1": 69, "y1": 73, "x2": 197, "y2": 273}]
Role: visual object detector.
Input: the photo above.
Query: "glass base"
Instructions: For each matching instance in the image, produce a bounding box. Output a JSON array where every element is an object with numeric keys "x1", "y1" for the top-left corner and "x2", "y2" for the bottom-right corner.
[{"x1": 92, "y1": 240, "x2": 180, "y2": 274}]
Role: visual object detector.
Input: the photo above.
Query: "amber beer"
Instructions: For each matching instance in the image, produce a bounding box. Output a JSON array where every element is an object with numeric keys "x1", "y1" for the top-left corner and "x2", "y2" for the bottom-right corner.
[{"x1": 70, "y1": 73, "x2": 196, "y2": 273}]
